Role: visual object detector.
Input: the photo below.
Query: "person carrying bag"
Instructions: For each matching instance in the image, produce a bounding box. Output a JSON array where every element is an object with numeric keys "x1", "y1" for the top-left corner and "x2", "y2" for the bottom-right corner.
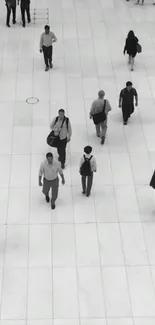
[{"x1": 47, "y1": 117, "x2": 66, "y2": 148}]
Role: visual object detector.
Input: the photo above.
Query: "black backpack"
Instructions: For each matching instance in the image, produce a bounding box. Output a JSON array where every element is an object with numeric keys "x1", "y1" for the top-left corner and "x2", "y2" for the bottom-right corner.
[{"x1": 80, "y1": 155, "x2": 93, "y2": 176}]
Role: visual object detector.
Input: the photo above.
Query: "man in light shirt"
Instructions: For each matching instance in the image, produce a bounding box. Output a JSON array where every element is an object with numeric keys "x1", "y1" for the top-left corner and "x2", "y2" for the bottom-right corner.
[
  {"x1": 90, "y1": 90, "x2": 112, "y2": 145},
  {"x1": 39, "y1": 152, "x2": 65, "y2": 210},
  {"x1": 40, "y1": 25, "x2": 57, "y2": 71}
]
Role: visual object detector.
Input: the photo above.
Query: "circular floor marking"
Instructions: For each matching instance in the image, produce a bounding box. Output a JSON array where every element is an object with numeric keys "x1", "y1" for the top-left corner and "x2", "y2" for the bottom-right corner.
[{"x1": 26, "y1": 97, "x2": 39, "y2": 104}]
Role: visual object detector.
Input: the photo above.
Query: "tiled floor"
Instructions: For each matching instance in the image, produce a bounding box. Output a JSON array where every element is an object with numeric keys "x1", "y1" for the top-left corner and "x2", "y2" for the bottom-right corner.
[{"x1": 0, "y1": 0, "x2": 155, "y2": 324}]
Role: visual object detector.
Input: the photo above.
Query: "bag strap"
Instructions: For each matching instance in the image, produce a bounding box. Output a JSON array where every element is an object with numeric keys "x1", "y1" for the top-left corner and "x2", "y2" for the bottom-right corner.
[
  {"x1": 84, "y1": 155, "x2": 93, "y2": 162},
  {"x1": 103, "y1": 99, "x2": 106, "y2": 112},
  {"x1": 54, "y1": 116, "x2": 66, "y2": 135}
]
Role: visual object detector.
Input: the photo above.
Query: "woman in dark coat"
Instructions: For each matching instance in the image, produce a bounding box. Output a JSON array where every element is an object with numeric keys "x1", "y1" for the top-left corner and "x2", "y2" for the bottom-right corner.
[
  {"x1": 123, "y1": 30, "x2": 138, "y2": 71},
  {"x1": 150, "y1": 171, "x2": 155, "y2": 190}
]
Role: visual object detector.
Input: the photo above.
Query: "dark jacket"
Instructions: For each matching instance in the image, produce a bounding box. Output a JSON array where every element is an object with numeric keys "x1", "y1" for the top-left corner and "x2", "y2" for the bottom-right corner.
[
  {"x1": 150, "y1": 171, "x2": 155, "y2": 189},
  {"x1": 124, "y1": 36, "x2": 138, "y2": 57}
]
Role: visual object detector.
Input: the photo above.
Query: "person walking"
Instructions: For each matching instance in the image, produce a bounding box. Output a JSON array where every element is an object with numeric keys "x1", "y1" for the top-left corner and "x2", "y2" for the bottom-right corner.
[
  {"x1": 135, "y1": 0, "x2": 144, "y2": 4},
  {"x1": 119, "y1": 81, "x2": 138, "y2": 125},
  {"x1": 18, "y1": 0, "x2": 31, "y2": 27},
  {"x1": 40, "y1": 25, "x2": 57, "y2": 71},
  {"x1": 39, "y1": 152, "x2": 65, "y2": 210},
  {"x1": 123, "y1": 30, "x2": 139, "y2": 71},
  {"x1": 90, "y1": 90, "x2": 112, "y2": 145},
  {"x1": 5, "y1": 0, "x2": 17, "y2": 27},
  {"x1": 79, "y1": 146, "x2": 97, "y2": 197},
  {"x1": 50, "y1": 109, "x2": 72, "y2": 169}
]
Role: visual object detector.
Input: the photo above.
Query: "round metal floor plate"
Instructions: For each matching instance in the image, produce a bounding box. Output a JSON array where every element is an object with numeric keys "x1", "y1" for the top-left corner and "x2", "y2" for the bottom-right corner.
[{"x1": 26, "y1": 97, "x2": 39, "y2": 104}]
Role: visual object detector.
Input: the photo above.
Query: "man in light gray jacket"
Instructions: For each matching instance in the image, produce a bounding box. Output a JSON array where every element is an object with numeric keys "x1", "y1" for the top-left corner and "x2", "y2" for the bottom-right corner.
[{"x1": 90, "y1": 90, "x2": 112, "y2": 145}]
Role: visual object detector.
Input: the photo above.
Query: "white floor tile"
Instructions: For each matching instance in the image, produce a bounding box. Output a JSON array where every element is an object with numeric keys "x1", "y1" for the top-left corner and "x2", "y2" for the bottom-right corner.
[
  {"x1": 143, "y1": 223, "x2": 155, "y2": 265},
  {"x1": 134, "y1": 318, "x2": 155, "y2": 325},
  {"x1": 29, "y1": 225, "x2": 52, "y2": 267},
  {"x1": 8, "y1": 187, "x2": 30, "y2": 224},
  {"x1": 102, "y1": 267, "x2": 132, "y2": 317},
  {"x1": 98, "y1": 224, "x2": 124, "y2": 266},
  {"x1": 0, "y1": 156, "x2": 11, "y2": 188},
  {"x1": 107, "y1": 319, "x2": 134, "y2": 325},
  {"x1": 10, "y1": 155, "x2": 30, "y2": 187},
  {"x1": 53, "y1": 267, "x2": 78, "y2": 318},
  {"x1": 127, "y1": 266, "x2": 155, "y2": 317},
  {"x1": 81, "y1": 320, "x2": 106, "y2": 325},
  {"x1": 1, "y1": 268, "x2": 27, "y2": 319},
  {"x1": 115, "y1": 185, "x2": 140, "y2": 222},
  {"x1": 0, "y1": 189, "x2": 8, "y2": 224},
  {"x1": 54, "y1": 321, "x2": 79, "y2": 325},
  {"x1": 0, "y1": 226, "x2": 6, "y2": 267},
  {"x1": 78, "y1": 267, "x2": 105, "y2": 317},
  {"x1": 28, "y1": 268, "x2": 53, "y2": 319},
  {"x1": 52, "y1": 224, "x2": 76, "y2": 266}
]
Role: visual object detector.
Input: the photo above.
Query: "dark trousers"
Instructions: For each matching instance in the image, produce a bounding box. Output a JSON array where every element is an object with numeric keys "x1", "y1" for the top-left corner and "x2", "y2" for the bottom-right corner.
[
  {"x1": 21, "y1": 4, "x2": 31, "y2": 26},
  {"x1": 42, "y1": 177, "x2": 59, "y2": 205},
  {"x1": 6, "y1": 5, "x2": 16, "y2": 25},
  {"x1": 122, "y1": 105, "x2": 133, "y2": 123},
  {"x1": 42, "y1": 45, "x2": 53, "y2": 67},
  {"x1": 57, "y1": 138, "x2": 67, "y2": 165},
  {"x1": 81, "y1": 173, "x2": 93, "y2": 196}
]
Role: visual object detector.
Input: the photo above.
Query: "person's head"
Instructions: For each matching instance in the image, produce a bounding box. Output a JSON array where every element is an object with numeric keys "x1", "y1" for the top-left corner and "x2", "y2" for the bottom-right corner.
[
  {"x1": 127, "y1": 30, "x2": 135, "y2": 39},
  {"x1": 98, "y1": 90, "x2": 105, "y2": 99},
  {"x1": 58, "y1": 109, "x2": 65, "y2": 120},
  {"x1": 46, "y1": 152, "x2": 53, "y2": 164},
  {"x1": 84, "y1": 146, "x2": 92, "y2": 155},
  {"x1": 126, "y1": 81, "x2": 132, "y2": 91},
  {"x1": 44, "y1": 25, "x2": 50, "y2": 34}
]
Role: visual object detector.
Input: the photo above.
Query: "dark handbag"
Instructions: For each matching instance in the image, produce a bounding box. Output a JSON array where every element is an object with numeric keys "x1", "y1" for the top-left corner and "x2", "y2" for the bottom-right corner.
[
  {"x1": 137, "y1": 43, "x2": 142, "y2": 53},
  {"x1": 47, "y1": 117, "x2": 65, "y2": 148},
  {"x1": 93, "y1": 100, "x2": 106, "y2": 125},
  {"x1": 150, "y1": 171, "x2": 155, "y2": 189}
]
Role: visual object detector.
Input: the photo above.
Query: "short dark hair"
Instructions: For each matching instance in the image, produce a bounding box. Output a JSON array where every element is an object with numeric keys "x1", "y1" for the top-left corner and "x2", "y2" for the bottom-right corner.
[
  {"x1": 45, "y1": 25, "x2": 50, "y2": 30},
  {"x1": 58, "y1": 109, "x2": 65, "y2": 114},
  {"x1": 46, "y1": 152, "x2": 53, "y2": 158},
  {"x1": 126, "y1": 81, "x2": 132, "y2": 87},
  {"x1": 84, "y1": 146, "x2": 92, "y2": 154}
]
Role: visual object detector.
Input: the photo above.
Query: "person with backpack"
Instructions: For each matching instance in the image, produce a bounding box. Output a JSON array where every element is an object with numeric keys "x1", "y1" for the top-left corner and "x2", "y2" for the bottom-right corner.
[
  {"x1": 119, "y1": 81, "x2": 138, "y2": 125},
  {"x1": 79, "y1": 146, "x2": 97, "y2": 197},
  {"x1": 90, "y1": 90, "x2": 112, "y2": 145},
  {"x1": 50, "y1": 109, "x2": 72, "y2": 169}
]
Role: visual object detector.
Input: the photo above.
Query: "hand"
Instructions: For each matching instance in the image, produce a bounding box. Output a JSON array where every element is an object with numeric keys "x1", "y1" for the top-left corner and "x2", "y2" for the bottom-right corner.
[
  {"x1": 135, "y1": 102, "x2": 138, "y2": 107},
  {"x1": 123, "y1": 51, "x2": 125, "y2": 55},
  {"x1": 89, "y1": 115, "x2": 92, "y2": 119},
  {"x1": 39, "y1": 181, "x2": 42, "y2": 186},
  {"x1": 62, "y1": 178, "x2": 65, "y2": 185},
  {"x1": 40, "y1": 49, "x2": 42, "y2": 53},
  {"x1": 119, "y1": 104, "x2": 121, "y2": 108},
  {"x1": 67, "y1": 138, "x2": 70, "y2": 143}
]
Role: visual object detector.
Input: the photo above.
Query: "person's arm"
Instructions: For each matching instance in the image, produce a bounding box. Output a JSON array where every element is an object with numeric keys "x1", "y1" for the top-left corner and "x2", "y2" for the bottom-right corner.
[
  {"x1": 52, "y1": 32, "x2": 57, "y2": 43},
  {"x1": 119, "y1": 90, "x2": 123, "y2": 107},
  {"x1": 79, "y1": 156, "x2": 84, "y2": 173},
  {"x1": 38, "y1": 163, "x2": 44, "y2": 186},
  {"x1": 67, "y1": 120, "x2": 72, "y2": 142},
  {"x1": 58, "y1": 165, "x2": 65, "y2": 184},
  {"x1": 123, "y1": 40, "x2": 127, "y2": 54},
  {"x1": 40, "y1": 34, "x2": 43, "y2": 51},
  {"x1": 105, "y1": 100, "x2": 112, "y2": 114},
  {"x1": 50, "y1": 117, "x2": 57, "y2": 130},
  {"x1": 134, "y1": 89, "x2": 138, "y2": 106},
  {"x1": 92, "y1": 157, "x2": 97, "y2": 172},
  {"x1": 90, "y1": 101, "x2": 95, "y2": 118}
]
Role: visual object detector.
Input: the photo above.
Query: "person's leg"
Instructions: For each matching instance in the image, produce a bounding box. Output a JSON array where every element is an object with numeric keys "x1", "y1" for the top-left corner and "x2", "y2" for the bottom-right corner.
[
  {"x1": 42, "y1": 46, "x2": 49, "y2": 70},
  {"x1": 57, "y1": 138, "x2": 67, "y2": 167},
  {"x1": 49, "y1": 46, "x2": 53, "y2": 67},
  {"x1": 51, "y1": 177, "x2": 59, "y2": 208},
  {"x1": 21, "y1": 7, "x2": 25, "y2": 26},
  {"x1": 122, "y1": 106, "x2": 128, "y2": 125},
  {"x1": 26, "y1": 4, "x2": 31, "y2": 22},
  {"x1": 81, "y1": 176, "x2": 86, "y2": 194},
  {"x1": 6, "y1": 5, "x2": 11, "y2": 26},
  {"x1": 131, "y1": 57, "x2": 134, "y2": 71},
  {"x1": 128, "y1": 55, "x2": 131, "y2": 64},
  {"x1": 95, "y1": 124, "x2": 100, "y2": 137},
  {"x1": 86, "y1": 173, "x2": 93, "y2": 196},
  {"x1": 42, "y1": 178, "x2": 51, "y2": 202},
  {"x1": 12, "y1": 6, "x2": 16, "y2": 24},
  {"x1": 100, "y1": 120, "x2": 107, "y2": 144}
]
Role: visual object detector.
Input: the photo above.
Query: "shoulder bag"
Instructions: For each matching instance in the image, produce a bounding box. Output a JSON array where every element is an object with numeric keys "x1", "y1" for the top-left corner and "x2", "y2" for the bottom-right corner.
[
  {"x1": 93, "y1": 100, "x2": 106, "y2": 125},
  {"x1": 47, "y1": 117, "x2": 66, "y2": 148}
]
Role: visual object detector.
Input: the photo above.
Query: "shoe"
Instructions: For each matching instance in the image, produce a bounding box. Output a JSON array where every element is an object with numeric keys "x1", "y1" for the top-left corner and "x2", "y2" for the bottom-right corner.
[
  {"x1": 58, "y1": 157, "x2": 61, "y2": 162},
  {"x1": 61, "y1": 163, "x2": 65, "y2": 169},
  {"x1": 46, "y1": 195, "x2": 50, "y2": 203},
  {"x1": 82, "y1": 191, "x2": 86, "y2": 194},
  {"x1": 96, "y1": 134, "x2": 100, "y2": 137},
  {"x1": 86, "y1": 193, "x2": 90, "y2": 197},
  {"x1": 6, "y1": 24, "x2": 10, "y2": 27},
  {"x1": 124, "y1": 121, "x2": 127, "y2": 125},
  {"x1": 45, "y1": 66, "x2": 49, "y2": 71},
  {"x1": 28, "y1": 19, "x2": 31, "y2": 23},
  {"x1": 101, "y1": 137, "x2": 105, "y2": 145},
  {"x1": 131, "y1": 68, "x2": 134, "y2": 71},
  {"x1": 51, "y1": 203, "x2": 55, "y2": 210},
  {"x1": 13, "y1": 20, "x2": 16, "y2": 24},
  {"x1": 50, "y1": 63, "x2": 53, "y2": 69},
  {"x1": 22, "y1": 24, "x2": 25, "y2": 27}
]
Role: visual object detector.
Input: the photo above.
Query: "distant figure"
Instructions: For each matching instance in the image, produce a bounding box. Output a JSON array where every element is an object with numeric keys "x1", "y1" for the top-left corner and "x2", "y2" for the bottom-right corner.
[
  {"x1": 136, "y1": 0, "x2": 144, "y2": 4},
  {"x1": 39, "y1": 152, "x2": 65, "y2": 210},
  {"x1": 90, "y1": 90, "x2": 112, "y2": 145},
  {"x1": 119, "y1": 81, "x2": 138, "y2": 125},
  {"x1": 150, "y1": 171, "x2": 155, "y2": 190},
  {"x1": 124, "y1": 30, "x2": 139, "y2": 71},
  {"x1": 40, "y1": 25, "x2": 57, "y2": 71},
  {"x1": 18, "y1": 0, "x2": 31, "y2": 27},
  {"x1": 5, "y1": 0, "x2": 17, "y2": 27},
  {"x1": 79, "y1": 146, "x2": 97, "y2": 197}
]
